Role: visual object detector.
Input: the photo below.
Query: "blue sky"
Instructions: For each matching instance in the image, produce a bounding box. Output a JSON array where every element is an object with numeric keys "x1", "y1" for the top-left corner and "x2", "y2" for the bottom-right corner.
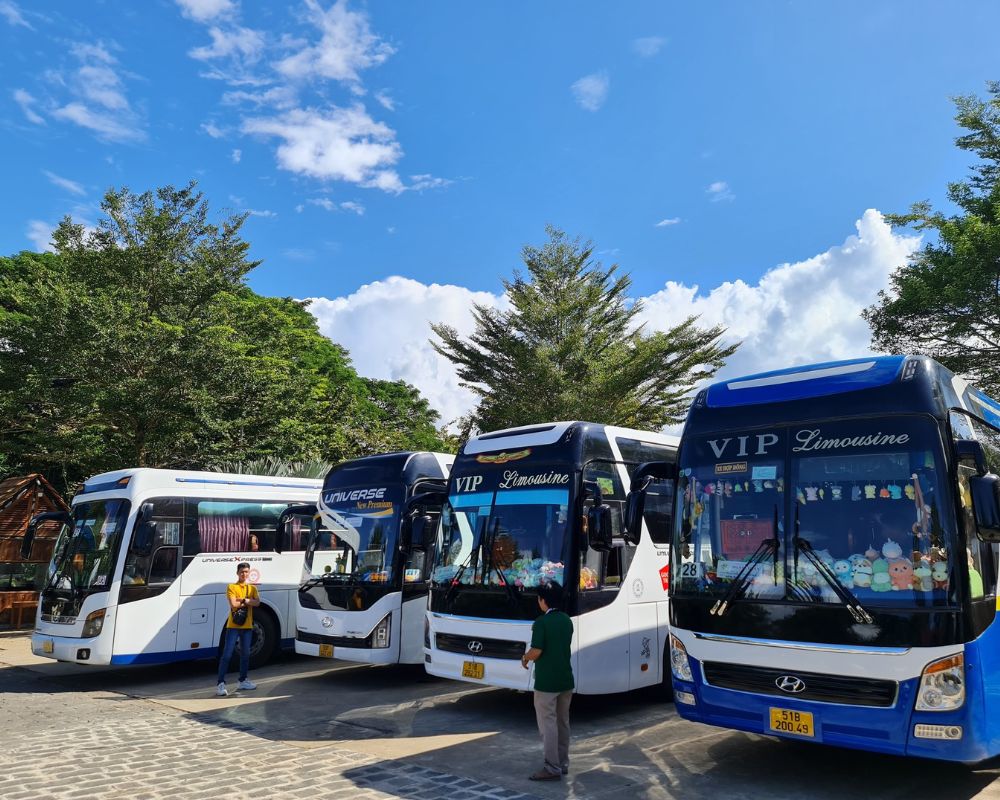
[{"x1": 2, "y1": 1, "x2": 998, "y2": 425}]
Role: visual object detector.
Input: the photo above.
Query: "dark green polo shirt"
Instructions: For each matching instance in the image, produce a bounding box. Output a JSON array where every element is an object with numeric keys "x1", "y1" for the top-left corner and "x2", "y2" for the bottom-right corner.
[{"x1": 530, "y1": 609, "x2": 574, "y2": 693}]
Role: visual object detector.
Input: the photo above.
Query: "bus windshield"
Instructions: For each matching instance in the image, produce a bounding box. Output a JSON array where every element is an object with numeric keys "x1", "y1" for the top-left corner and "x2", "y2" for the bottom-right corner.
[
  {"x1": 432, "y1": 477, "x2": 572, "y2": 593},
  {"x1": 673, "y1": 415, "x2": 957, "y2": 609},
  {"x1": 44, "y1": 499, "x2": 131, "y2": 617},
  {"x1": 317, "y1": 486, "x2": 403, "y2": 585}
]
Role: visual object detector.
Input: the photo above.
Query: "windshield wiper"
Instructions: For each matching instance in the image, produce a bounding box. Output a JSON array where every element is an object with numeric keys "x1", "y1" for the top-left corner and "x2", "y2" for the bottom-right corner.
[
  {"x1": 793, "y1": 507, "x2": 874, "y2": 624},
  {"x1": 442, "y1": 528, "x2": 483, "y2": 610},
  {"x1": 300, "y1": 572, "x2": 354, "y2": 590},
  {"x1": 483, "y1": 516, "x2": 520, "y2": 610},
  {"x1": 711, "y1": 505, "x2": 779, "y2": 617}
]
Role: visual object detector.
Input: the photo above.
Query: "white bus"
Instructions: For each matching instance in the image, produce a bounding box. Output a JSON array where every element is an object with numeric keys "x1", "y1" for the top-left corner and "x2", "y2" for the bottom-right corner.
[
  {"x1": 23, "y1": 468, "x2": 322, "y2": 667},
  {"x1": 421, "y1": 421, "x2": 678, "y2": 695},
  {"x1": 293, "y1": 452, "x2": 452, "y2": 665}
]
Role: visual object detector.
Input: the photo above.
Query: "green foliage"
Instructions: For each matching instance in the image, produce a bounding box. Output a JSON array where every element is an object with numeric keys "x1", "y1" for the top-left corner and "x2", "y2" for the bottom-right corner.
[
  {"x1": 431, "y1": 226, "x2": 738, "y2": 435},
  {"x1": 209, "y1": 457, "x2": 333, "y2": 479},
  {"x1": 864, "y1": 82, "x2": 1000, "y2": 395},
  {"x1": 0, "y1": 182, "x2": 450, "y2": 496}
]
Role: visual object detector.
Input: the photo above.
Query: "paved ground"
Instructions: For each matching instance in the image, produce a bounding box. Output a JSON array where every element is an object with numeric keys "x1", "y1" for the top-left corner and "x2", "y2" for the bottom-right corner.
[{"x1": 3, "y1": 632, "x2": 1000, "y2": 800}]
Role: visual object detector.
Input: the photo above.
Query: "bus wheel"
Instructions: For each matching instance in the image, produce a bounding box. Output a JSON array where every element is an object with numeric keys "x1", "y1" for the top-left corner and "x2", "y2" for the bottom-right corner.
[{"x1": 247, "y1": 609, "x2": 278, "y2": 669}]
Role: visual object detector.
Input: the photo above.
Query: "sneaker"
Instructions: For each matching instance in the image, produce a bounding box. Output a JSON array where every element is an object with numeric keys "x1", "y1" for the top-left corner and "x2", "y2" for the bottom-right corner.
[
  {"x1": 216, "y1": 682, "x2": 228, "y2": 697},
  {"x1": 528, "y1": 770, "x2": 560, "y2": 781},
  {"x1": 237, "y1": 679, "x2": 257, "y2": 690}
]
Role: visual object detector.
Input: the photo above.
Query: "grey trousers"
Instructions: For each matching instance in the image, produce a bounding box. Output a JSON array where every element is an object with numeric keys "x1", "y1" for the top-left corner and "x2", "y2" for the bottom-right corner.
[{"x1": 533, "y1": 689, "x2": 572, "y2": 775}]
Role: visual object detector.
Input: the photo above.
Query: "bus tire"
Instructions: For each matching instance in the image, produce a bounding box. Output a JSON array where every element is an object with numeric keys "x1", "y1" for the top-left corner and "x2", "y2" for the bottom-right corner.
[{"x1": 247, "y1": 607, "x2": 278, "y2": 669}]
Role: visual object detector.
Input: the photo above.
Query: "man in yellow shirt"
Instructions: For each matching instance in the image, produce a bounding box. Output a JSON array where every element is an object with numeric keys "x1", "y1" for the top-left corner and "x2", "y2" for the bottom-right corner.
[{"x1": 216, "y1": 562, "x2": 261, "y2": 696}]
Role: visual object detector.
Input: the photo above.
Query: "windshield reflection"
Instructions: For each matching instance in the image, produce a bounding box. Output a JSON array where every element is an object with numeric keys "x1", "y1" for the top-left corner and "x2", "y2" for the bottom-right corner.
[{"x1": 316, "y1": 488, "x2": 403, "y2": 584}]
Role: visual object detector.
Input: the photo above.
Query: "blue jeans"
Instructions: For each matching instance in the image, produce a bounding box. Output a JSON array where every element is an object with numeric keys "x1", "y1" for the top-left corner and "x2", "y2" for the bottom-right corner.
[{"x1": 217, "y1": 627, "x2": 252, "y2": 683}]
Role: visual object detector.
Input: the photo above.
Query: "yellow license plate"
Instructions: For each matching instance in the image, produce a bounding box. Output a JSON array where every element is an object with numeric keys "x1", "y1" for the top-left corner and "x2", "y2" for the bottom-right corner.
[
  {"x1": 318, "y1": 644, "x2": 333, "y2": 658},
  {"x1": 769, "y1": 707, "x2": 814, "y2": 737},
  {"x1": 42, "y1": 640, "x2": 54, "y2": 654},
  {"x1": 462, "y1": 661, "x2": 484, "y2": 679}
]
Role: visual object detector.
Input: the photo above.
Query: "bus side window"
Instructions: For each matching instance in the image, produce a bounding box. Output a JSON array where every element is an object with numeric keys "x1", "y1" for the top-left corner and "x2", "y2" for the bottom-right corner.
[{"x1": 148, "y1": 546, "x2": 180, "y2": 585}]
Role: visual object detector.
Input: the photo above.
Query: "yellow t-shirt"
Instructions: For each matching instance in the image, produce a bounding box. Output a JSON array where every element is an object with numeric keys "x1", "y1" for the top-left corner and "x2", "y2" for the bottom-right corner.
[{"x1": 226, "y1": 582, "x2": 259, "y2": 629}]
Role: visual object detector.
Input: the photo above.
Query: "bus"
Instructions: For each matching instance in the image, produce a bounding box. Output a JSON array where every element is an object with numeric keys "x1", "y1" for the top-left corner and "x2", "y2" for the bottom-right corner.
[
  {"x1": 293, "y1": 451, "x2": 453, "y2": 665},
  {"x1": 624, "y1": 355, "x2": 1000, "y2": 762},
  {"x1": 421, "y1": 421, "x2": 679, "y2": 695},
  {"x1": 23, "y1": 468, "x2": 322, "y2": 667}
]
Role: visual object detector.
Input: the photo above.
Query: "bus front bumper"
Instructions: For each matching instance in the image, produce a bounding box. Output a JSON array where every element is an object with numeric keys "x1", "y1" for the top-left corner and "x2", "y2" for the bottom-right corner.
[{"x1": 31, "y1": 631, "x2": 107, "y2": 664}]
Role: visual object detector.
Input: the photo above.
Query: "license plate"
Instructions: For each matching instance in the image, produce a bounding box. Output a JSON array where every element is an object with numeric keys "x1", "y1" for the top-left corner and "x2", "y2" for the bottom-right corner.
[
  {"x1": 769, "y1": 707, "x2": 814, "y2": 737},
  {"x1": 462, "y1": 660, "x2": 484, "y2": 679},
  {"x1": 42, "y1": 640, "x2": 54, "y2": 654},
  {"x1": 318, "y1": 644, "x2": 333, "y2": 658}
]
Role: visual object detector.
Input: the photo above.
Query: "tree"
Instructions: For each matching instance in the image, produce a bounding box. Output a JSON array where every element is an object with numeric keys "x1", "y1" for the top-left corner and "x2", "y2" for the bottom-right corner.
[
  {"x1": 431, "y1": 226, "x2": 738, "y2": 435},
  {"x1": 864, "y1": 82, "x2": 1000, "y2": 395},
  {"x1": 0, "y1": 183, "x2": 450, "y2": 496}
]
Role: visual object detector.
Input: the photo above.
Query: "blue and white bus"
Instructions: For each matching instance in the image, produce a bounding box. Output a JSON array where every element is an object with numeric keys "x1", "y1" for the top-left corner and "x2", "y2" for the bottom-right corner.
[
  {"x1": 24, "y1": 469, "x2": 322, "y2": 666},
  {"x1": 625, "y1": 355, "x2": 1000, "y2": 762}
]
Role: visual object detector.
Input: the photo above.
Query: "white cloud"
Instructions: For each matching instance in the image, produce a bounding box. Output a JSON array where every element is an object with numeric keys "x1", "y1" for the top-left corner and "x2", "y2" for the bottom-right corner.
[
  {"x1": 306, "y1": 277, "x2": 509, "y2": 426},
  {"x1": 190, "y1": 25, "x2": 265, "y2": 63},
  {"x1": 304, "y1": 211, "x2": 920, "y2": 427},
  {"x1": 409, "y1": 174, "x2": 452, "y2": 191},
  {"x1": 306, "y1": 197, "x2": 365, "y2": 215},
  {"x1": 637, "y1": 210, "x2": 920, "y2": 384},
  {"x1": 175, "y1": 0, "x2": 234, "y2": 22},
  {"x1": 26, "y1": 220, "x2": 55, "y2": 252},
  {"x1": 275, "y1": 0, "x2": 394, "y2": 89},
  {"x1": 632, "y1": 36, "x2": 665, "y2": 57},
  {"x1": 246, "y1": 208, "x2": 277, "y2": 218},
  {"x1": 655, "y1": 217, "x2": 681, "y2": 227},
  {"x1": 13, "y1": 88, "x2": 44, "y2": 124},
  {"x1": 231, "y1": 148, "x2": 242, "y2": 162},
  {"x1": 201, "y1": 121, "x2": 225, "y2": 137},
  {"x1": 52, "y1": 102, "x2": 142, "y2": 142},
  {"x1": 339, "y1": 200, "x2": 364, "y2": 215},
  {"x1": 308, "y1": 197, "x2": 336, "y2": 211},
  {"x1": 242, "y1": 105, "x2": 404, "y2": 191},
  {"x1": 571, "y1": 71, "x2": 609, "y2": 112},
  {"x1": 374, "y1": 89, "x2": 395, "y2": 111},
  {"x1": 0, "y1": 0, "x2": 30, "y2": 28},
  {"x1": 43, "y1": 170, "x2": 85, "y2": 196},
  {"x1": 707, "y1": 181, "x2": 734, "y2": 202}
]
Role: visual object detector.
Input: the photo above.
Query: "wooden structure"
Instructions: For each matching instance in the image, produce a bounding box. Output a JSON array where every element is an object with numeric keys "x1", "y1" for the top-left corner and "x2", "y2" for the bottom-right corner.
[{"x1": 0, "y1": 474, "x2": 69, "y2": 627}]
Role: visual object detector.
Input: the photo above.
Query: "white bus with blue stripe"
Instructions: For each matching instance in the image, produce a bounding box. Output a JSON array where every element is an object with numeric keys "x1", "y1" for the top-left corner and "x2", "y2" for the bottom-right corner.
[
  {"x1": 624, "y1": 355, "x2": 1000, "y2": 762},
  {"x1": 24, "y1": 469, "x2": 322, "y2": 667}
]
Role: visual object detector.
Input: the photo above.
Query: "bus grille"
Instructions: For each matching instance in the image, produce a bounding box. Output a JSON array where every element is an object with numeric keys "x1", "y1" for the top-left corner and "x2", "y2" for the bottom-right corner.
[
  {"x1": 297, "y1": 630, "x2": 371, "y2": 649},
  {"x1": 702, "y1": 661, "x2": 898, "y2": 707},
  {"x1": 435, "y1": 632, "x2": 525, "y2": 660}
]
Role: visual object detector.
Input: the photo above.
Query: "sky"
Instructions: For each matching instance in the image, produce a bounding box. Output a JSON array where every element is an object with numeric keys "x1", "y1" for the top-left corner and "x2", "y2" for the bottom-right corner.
[{"x1": 2, "y1": 1, "x2": 998, "y2": 428}]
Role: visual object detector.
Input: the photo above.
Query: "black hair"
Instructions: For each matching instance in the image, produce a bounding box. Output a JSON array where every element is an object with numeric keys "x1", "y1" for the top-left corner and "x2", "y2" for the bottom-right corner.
[
  {"x1": 236, "y1": 562, "x2": 251, "y2": 572},
  {"x1": 538, "y1": 580, "x2": 563, "y2": 610}
]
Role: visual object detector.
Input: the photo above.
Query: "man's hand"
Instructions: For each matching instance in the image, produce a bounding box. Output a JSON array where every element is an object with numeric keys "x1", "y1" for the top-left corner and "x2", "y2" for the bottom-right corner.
[{"x1": 521, "y1": 655, "x2": 529, "y2": 669}]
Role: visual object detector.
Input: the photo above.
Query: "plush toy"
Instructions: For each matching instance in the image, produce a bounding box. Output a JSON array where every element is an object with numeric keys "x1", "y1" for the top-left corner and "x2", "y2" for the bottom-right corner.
[
  {"x1": 888, "y1": 484, "x2": 903, "y2": 500},
  {"x1": 904, "y1": 484, "x2": 916, "y2": 500},
  {"x1": 913, "y1": 563, "x2": 933, "y2": 592},
  {"x1": 764, "y1": 480, "x2": 774, "y2": 490},
  {"x1": 852, "y1": 485, "x2": 862, "y2": 501},
  {"x1": 852, "y1": 559, "x2": 873, "y2": 588},
  {"x1": 753, "y1": 480, "x2": 763, "y2": 493},
  {"x1": 888, "y1": 558, "x2": 913, "y2": 590},
  {"x1": 849, "y1": 553, "x2": 867, "y2": 568},
  {"x1": 816, "y1": 549, "x2": 835, "y2": 570},
  {"x1": 865, "y1": 544, "x2": 879, "y2": 561},
  {"x1": 882, "y1": 539, "x2": 903, "y2": 560},
  {"x1": 796, "y1": 487, "x2": 806, "y2": 505},
  {"x1": 871, "y1": 558, "x2": 891, "y2": 592},
  {"x1": 579, "y1": 566, "x2": 599, "y2": 590},
  {"x1": 864, "y1": 483, "x2": 877, "y2": 499},
  {"x1": 724, "y1": 482, "x2": 733, "y2": 497},
  {"x1": 833, "y1": 559, "x2": 853, "y2": 588},
  {"x1": 879, "y1": 487, "x2": 891, "y2": 499},
  {"x1": 805, "y1": 485, "x2": 820, "y2": 502},
  {"x1": 931, "y1": 560, "x2": 948, "y2": 590},
  {"x1": 831, "y1": 485, "x2": 843, "y2": 501},
  {"x1": 777, "y1": 478, "x2": 784, "y2": 493}
]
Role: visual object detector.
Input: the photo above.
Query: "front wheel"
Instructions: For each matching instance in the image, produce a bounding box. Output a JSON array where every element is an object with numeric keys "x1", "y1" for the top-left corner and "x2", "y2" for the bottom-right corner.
[{"x1": 247, "y1": 609, "x2": 278, "y2": 669}]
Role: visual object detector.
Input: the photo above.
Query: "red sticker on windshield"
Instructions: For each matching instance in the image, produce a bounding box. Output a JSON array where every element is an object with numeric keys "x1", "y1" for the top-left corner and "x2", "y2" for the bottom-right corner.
[{"x1": 659, "y1": 564, "x2": 670, "y2": 591}]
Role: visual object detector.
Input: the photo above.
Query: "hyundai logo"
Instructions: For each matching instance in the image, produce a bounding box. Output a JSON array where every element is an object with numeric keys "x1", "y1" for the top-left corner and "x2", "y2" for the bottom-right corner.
[
  {"x1": 775, "y1": 675, "x2": 806, "y2": 694},
  {"x1": 467, "y1": 640, "x2": 484, "y2": 654},
  {"x1": 321, "y1": 616, "x2": 334, "y2": 629}
]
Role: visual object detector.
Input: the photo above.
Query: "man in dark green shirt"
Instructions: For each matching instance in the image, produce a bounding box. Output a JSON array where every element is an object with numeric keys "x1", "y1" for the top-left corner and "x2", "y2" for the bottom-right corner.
[{"x1": 521, "y1": 581, "x2": 574, "y2": 781}]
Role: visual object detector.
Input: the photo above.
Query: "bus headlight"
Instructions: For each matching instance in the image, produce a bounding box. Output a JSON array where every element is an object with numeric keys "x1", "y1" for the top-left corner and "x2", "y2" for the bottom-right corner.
[
  {"x1": 372, "y1": 613, "x2": 391, "y2": 649},
  {"x1": 915, "y1": 653, "x2": 965, "y2": 711},
  {"x1": 670, "y1": 634, "x2": 693, "y2": 682},
  {"x1": 82, "y1": 608, "x2": 106, "y2": 638}
]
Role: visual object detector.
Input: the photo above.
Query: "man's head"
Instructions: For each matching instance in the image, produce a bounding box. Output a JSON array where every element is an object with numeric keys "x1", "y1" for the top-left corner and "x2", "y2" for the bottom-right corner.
[
  {"x1": 537, "y1": 580, "x2": 563, "y2": 612},
  {"x1": 236, "y1": 562, "x2": 250, "y2": 582}
]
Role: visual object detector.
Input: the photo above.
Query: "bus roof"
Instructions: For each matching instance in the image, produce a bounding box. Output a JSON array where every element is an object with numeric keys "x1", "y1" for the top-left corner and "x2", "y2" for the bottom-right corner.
[
  {"x1": 79, "y1": 468, "x2": 322, "y2": 497},
  {"x1": 462, "y1": 421, "x2": 678, "y2": 456}
]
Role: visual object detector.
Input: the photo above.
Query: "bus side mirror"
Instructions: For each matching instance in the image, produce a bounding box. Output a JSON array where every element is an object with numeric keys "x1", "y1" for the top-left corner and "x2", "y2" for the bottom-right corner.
[
  {"x1": 132, "y1": 503, "x2": 157, "y2": 557},
  {"x1": 583, "y1": 481, "x2": 612, "y2": 553},
  {"x1": 21, "y1": 511, "x2": 71, "y2": 559},
  {"x1": 275, "y1": 504, "x2": 317, "y2": 554},
  {"x1": 623, "y1": 491, "x2": 645, "y2": 546},
  {"x1": 970, "y1": 473, "x2": 1000, "y2": 542},
  {"x1": 404, "y1": 491, "x2": 446, "y2": 553}
]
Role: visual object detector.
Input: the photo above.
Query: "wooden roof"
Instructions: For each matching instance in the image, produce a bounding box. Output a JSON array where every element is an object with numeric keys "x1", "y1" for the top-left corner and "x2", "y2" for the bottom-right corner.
[{"x1": 0, "y1": 474, "x2": 70, "y2": 539}]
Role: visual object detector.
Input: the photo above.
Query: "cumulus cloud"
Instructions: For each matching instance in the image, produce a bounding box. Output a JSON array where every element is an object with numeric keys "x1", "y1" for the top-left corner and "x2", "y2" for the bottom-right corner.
[
  {"x1": 571, "y1": 71, "x2": 609, "y2": 112},
  {"x1": 304, "y1": 211, "x2": 919, "y2": 427},
  {"x1": 13, "y1": 88, "x2": 44, "y2": 124},
  {"x1": 190, "y1": 25, "x2": 265, "y2": 63},
  {"x1": 632, "y1": 36, "x2": 665, "y2": 57},
  {"x1": 242, "y1": 104, "x2": 403, "y2": 190},
  {"x1": 231, "y1": 148, "x2": 242, "y2": 162},
  {"x1": 275, "y1": 0, "x2": 395, "y2": 90},
  {"x1": 307, "y1": 277, "x2": 509, "y2": 426},
  {"x1": 175, "y1": 0, "x2": 234, "y2": 22},
  {"x1": 637, "y1": 210, "x2": 920, "y2": 382},
  {"x1": 707, "y1": 180, "x2": 734, "y2": 202},
  {"x1": 43, "y1": 170, "x2": 85, "y2": 196},
  {"x1": 339, "y1": 200, "x2": 364, "y2": 215}
]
